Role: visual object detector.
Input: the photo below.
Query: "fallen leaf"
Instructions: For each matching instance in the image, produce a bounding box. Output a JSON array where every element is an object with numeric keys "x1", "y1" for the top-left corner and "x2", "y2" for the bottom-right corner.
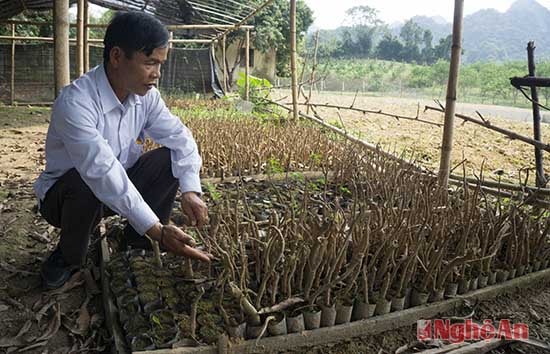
[
  {"x1": 89, "y1": 314, "x2": 104, "y2": 329},
  {"x1": 0, "y1": 337, "x2": 24, "y2": 348},
  {"x1": 73, "y1": 297, "x2": 91, "y2": 336},
  {"x1": 28, "y1": 231, "x2": 50, "y2": 244},
  {"x1": 16, "y1": 340, "x2": 47, "y2": 353},
  {"x1": 35, "y1": 299, "x2": 56, "y2": 324},
  {"x1": 35, "y1": 303, "x2": 61, "y2": 342},
  {"x1": 82, "y1": 269, "x2": 100, "y2": 296},
  {"x1": 15, "y1": 320, "x2": 32, "y2": 339}
]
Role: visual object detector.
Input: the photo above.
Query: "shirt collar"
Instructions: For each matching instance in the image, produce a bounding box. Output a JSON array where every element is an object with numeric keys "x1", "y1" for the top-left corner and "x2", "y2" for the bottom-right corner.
[{"x1": 95, "y1": 64, "x2": 141, "y2": 114}]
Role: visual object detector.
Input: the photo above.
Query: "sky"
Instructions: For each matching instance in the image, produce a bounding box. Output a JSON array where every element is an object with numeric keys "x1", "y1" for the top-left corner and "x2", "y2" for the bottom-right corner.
[{"x1": 303, "y1": 0, "x2": 550, "y2": 29}]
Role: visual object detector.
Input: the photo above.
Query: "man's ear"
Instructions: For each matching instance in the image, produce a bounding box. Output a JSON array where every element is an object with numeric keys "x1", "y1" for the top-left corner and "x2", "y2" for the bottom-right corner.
[{"x1": 109, "y1": 47, "x2": 124, "y2": 68}]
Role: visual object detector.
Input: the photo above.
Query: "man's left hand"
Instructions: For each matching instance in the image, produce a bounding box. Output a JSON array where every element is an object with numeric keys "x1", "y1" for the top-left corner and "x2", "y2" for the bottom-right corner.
[{"x1": 180, "y1": 192, "x2": 208, "y2": 227}]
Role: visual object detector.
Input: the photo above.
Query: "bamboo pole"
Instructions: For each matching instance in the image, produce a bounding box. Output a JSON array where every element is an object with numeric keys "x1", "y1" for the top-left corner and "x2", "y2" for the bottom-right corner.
[
  {"x1": 81, "y1": 23, "x2": 255, "y2": 30},
  {"x1": 0, "y1": 20, "x2": 78, "y2": 26},
  {"x1": 222, "y1": 35, "x2": 227, "y2": 92},
  {"x1": 211, "y1": 0, "x2": 274, "y2": 42},
  {"x1": 294, "y1": 102, "x2": 442, "y2": 127},
  {"x1": 0, "y1": 20, "x2": 254, "y2": 31},
  {"x1": 306, "y1": 31, "x2": 320, "y2": 114},
  {"x1": 527, "y1": 42, "x2": 547, "y2": 188},
  {"x1": 245, "y1": 28, "x2": 250, "y2": 101},
  {"x1": 425, "y1": 106, "x2": 550, "y2": 153},
  {"x1": 438, "y1": 0, "x2": 464, "y2": 188},
  {"x1": 449, "y1": 174, "x2": 550, "y2": 196},
  {"x1": 54, "y1": 0, "x2": 71, "y2": 97},
  {"x1": 83, "y1": 0, "x2": 89, "y2": 72},
  {"x1": 290, "y1": 0, "x2": 298, "y2": 120},
  {"x1": 168, "y1": 24, "x2": 254, "y2": 30},
  {"x1": 170, "y1": 39, "x2": 218, "y2": 44},
  {"x1": 0, "y1": 35, "x2": 63, "y2": 41},
  {"x1": 10, "y1": 23, "x2": 15, "y2": 105},
  {"x1": 76, "y1": 0, "x2": 84, "y2": 77}
]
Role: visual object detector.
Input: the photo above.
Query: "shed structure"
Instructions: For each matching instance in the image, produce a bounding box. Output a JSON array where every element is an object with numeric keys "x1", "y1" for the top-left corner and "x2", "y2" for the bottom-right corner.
[{"x1": 0, "y1": 0, "x2": 273, "y2": 103}]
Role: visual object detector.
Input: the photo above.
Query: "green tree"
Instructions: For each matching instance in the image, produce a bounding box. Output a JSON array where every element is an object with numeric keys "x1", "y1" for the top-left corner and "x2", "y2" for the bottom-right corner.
[
  {"x1": 251, "y1": 0, "x2": 314, "y2": 77},
  {"x1": 0, "y1": 10, "x2": 53, "y2": 37},
  {"x1": 345, "y1": 5, "x2": 382, "y2": 27},
  {"x1": 433, "y1": 34, "x2": 452, "y2": 61},
  {"x1": 375, "y1": 34, "x2": 403, "y2": 61},
  {"x1": 399, "y1": 20, "x2": 423, "y2": 63},
  {"x1": 421, "y1": 29, "x2": 435, "y2": 64}
]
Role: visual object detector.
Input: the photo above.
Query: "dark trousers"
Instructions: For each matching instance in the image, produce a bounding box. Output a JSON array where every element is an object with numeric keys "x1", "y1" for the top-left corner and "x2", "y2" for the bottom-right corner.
[{"x1": 39, "y1": 147, "x2": 179, "y2": 266}]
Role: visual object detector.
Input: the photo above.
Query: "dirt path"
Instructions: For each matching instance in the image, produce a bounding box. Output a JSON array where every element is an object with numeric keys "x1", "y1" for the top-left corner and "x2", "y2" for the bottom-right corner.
[{"x1": 0, "y1": 106, "x2": 108, "y2": 354}]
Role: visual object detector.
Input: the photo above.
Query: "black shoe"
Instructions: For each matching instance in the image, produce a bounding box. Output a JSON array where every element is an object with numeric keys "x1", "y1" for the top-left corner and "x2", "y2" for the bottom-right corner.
[{"x1": 40, "y1": 248, "x2": 74, "y2": 290}]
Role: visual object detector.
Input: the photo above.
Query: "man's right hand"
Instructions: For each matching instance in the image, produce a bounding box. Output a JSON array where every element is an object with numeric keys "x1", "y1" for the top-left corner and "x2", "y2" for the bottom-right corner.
[{"x1": 147, "y1": 223, "x2": 213, "y2": 262}]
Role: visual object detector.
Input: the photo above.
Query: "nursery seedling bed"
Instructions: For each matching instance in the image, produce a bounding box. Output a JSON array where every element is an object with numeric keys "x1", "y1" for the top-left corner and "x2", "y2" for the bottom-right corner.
[
  {"x1": 99, "y1": 237, "x2": 550, "y2": 354},
  {"x1": 98, "y1": 173, "x2": 550, "y2": 353}
]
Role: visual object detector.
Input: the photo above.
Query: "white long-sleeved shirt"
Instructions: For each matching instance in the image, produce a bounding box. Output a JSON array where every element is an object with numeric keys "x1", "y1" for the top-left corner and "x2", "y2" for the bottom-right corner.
[{"x1": 34, "y1": 64, "x2": 202, "y2": 236}]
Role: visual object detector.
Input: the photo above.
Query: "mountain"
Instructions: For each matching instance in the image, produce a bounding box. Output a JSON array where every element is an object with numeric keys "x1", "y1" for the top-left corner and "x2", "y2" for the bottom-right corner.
[
  {"x1": 405, "y1": 0, "x2": 550, "y2": 63},
  {"x1": 389, "y1": 15, "x2": 451, "y2": 44},
  {"x1": 313, "y1": 0, "x2": 550, "y2": 63}
]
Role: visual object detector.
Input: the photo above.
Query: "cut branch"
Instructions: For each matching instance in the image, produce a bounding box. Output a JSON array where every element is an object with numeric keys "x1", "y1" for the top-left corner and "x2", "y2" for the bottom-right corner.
[{"x1": 425, "y1": 105, "x2": 550, "y2": 153}]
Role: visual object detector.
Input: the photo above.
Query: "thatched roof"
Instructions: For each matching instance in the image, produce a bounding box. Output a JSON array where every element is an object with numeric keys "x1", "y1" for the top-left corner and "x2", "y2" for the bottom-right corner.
[{"x1": 0, "y1": 0, "x2": 270, "y2": 30}]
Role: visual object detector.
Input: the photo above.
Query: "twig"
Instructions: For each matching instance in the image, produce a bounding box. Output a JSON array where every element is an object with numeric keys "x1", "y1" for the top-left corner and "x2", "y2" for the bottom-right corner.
[
  {"x1": 291, "y1": 102, "x2": 442, "y2": 127},
  {"x1": 425, "y1": 105, "x2": 550, "y2": 153}
]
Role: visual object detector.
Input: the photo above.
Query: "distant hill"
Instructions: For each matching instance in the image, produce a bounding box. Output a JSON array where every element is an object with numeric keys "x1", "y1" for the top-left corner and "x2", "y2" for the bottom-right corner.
[
  {"x1": 316, "y1": 0, "x2": 550, "y2": 64},
  {"x1": 402, "y1": 0, "x2": 550, "y2": 63}
]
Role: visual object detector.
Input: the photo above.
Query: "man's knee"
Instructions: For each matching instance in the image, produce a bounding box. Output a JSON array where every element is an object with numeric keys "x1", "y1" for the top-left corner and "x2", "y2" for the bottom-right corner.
[
  {"x1": 140, "y1": 147, "x2": 175, "y2": 178},
  {"x1": 60, "y1": 169, "x2": 100, "y2": 204},
  {"x1": 149, "y1": 147, "x2": 171, "y2": 164}
]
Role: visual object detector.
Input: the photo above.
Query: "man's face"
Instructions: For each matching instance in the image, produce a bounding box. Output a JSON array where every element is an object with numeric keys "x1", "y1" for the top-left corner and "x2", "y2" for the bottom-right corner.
[{"x1": 115, "y1": 46, "x2": 168, "y2": 97}]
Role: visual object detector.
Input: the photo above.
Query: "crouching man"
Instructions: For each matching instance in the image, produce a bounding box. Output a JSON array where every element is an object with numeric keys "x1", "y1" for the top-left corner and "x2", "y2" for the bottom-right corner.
[{"x1": 34, "y1": 11, "x2": 212, "y2": 290}]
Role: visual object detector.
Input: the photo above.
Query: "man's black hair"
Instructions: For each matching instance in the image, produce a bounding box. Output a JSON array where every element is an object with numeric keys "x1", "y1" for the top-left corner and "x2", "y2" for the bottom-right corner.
[{"x1": 103, "y1": 11, "x2": 169, "y2": 63}]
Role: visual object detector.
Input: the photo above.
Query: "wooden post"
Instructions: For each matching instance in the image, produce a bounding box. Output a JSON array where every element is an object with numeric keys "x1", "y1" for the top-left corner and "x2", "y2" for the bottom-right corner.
[
  {"x1": 438, "y1": 0, "x2": 464, "y2": 188},
  {"x1": 54, "y1": 0, "x2": 71, "y2": 96},
  {"x1": 10, "y1": 23, "x2": 15, "y2": 105},
  {"x1": 245, "y1": 29, "x2": 250, "y2": 101},
  {"x1": 76, "y1": 0, "x2": 84, "y2": 77},
  {"x1": 221, "y1": 35, "x2": 228, "y2": 93},
  {"x1": 290, "y1": 0, "x2": 298, "y2": 120},
  {"x1": 83, "y1": 0, "x2": 90, "y2": 72},
  {"x1": 527, "y1": 42, "x2": 546, "y2": 188},
  {"x1": 164, "y1": 31, "x2": 173, "y2": 88},
  {"x1": 306, "y1": 30, "x2": 320, "y2": 114}
]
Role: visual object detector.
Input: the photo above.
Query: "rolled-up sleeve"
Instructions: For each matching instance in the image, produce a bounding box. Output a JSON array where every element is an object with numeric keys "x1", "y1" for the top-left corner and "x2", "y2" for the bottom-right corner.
[
  {"x1": 143, "y1": 89, "x2": 202, "y2": 194},
  {"x1": 53, "y1": 98, "x2": 159, "y2": 235}
]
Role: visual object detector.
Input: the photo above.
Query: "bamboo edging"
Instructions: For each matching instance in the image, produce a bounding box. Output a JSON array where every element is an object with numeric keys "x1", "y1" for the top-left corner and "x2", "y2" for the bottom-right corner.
[{"x1": 100, "y1": 237, "x2": 129, "y2": 354}]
